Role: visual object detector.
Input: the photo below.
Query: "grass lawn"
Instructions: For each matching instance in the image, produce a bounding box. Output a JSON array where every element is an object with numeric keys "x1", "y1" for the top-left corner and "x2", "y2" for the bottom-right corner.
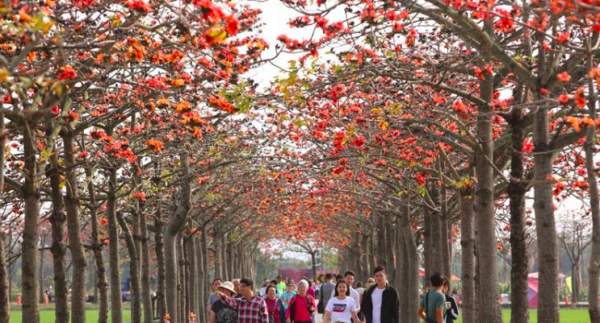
[
  {"x1": 457, "y1": 308, "x2": 590, "y2": 323},
  {"x1": 9, "y1": 306, "x2": 133, "y2": 323}
]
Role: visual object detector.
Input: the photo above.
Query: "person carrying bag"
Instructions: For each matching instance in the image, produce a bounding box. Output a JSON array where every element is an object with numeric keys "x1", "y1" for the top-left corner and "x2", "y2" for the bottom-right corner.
[{"x1": 418, "y1": 274, "x2": 447, "y2": 323}]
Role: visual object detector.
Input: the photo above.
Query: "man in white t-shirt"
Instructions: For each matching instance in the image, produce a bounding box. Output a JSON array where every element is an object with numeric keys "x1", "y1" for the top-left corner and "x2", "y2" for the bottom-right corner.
[
  {"x1": 330, "y1": 271, "x2": 361, "y2": 312},
  {"x1": 360, "y1": 266, "x2": 399, "y2": 323}
]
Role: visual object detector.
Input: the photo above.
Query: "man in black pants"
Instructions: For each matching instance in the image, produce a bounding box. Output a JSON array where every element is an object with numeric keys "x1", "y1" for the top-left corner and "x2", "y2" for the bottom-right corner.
[{"x1": 360, "y1": 266, "x2": 400, "y2": 323}]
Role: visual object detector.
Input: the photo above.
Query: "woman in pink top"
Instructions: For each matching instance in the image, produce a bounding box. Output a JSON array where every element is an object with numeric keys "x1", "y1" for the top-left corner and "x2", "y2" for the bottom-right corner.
[
  {"x1": 306, "y1": 280, "x2": 315, "y2": 298},
  {"x1": 286, "y1": 280, "x2": 316, "y2": 323}
]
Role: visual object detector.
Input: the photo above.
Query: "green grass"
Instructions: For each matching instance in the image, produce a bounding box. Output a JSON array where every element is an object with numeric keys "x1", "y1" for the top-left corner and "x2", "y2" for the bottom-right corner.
[
  {"x1": 456, "y1": 308, "x2": 590, "y2": 323},
  {"x1": 9, "y1": 306, "x2": 590, "y2": 323},
  {"x1": 9, "y1": 308, "x2": 132, "y2": 323}
]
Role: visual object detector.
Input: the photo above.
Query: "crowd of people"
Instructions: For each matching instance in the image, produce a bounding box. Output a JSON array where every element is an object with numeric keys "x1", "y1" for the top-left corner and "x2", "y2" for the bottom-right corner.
[{"x1": 204, "y1": 265, "x2": 459, "y2": 323}]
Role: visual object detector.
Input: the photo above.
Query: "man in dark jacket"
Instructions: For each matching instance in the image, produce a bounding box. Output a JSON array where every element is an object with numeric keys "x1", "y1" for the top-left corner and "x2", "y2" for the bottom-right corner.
[{"x1": 360, "y1": 266, "x2": 399, "y2": 323}]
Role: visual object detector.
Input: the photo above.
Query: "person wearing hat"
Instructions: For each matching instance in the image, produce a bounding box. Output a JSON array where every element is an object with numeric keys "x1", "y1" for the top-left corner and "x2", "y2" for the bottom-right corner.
[
  {"x1": 218, "y1": 278, "x2": 269, "y2": 323},
  {"x1": 209, "y1": 281, "x2": 238, "y2": 323}
]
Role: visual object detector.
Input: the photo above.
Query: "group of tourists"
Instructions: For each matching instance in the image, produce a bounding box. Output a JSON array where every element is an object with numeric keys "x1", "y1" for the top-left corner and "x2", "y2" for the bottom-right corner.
[{"x1": 206, "y1": 265, "x2": 417, "y2": 323}]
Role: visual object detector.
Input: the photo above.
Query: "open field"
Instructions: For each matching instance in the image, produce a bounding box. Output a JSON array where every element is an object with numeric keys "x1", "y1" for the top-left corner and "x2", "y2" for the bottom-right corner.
[
  {"x1": 9, "y1": 309, "x2": 133, "y2": 323},
  {"x1": 457, "y1": 308, "x2": 590, "y2": 323},
  {"x1": 8, "y1": 303, "x2": 134, "y2": 323}
]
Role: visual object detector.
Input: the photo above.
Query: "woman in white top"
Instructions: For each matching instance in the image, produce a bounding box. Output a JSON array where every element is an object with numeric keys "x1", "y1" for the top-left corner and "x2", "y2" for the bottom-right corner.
[{"x1": 323, "y1": 280, "x2": 361, "y2": 323}]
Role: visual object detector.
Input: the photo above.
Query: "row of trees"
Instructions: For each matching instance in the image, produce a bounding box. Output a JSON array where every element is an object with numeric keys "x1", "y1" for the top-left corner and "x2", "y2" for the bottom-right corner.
[
  {"x1": 0, "y1": 1, "x2": 283, "y2": 323},
  {"x1": 261, "y1": 0, "x2": 600, "y2": 322},
  {"x1": 4, "y1": 0, "x2": 600, "y2": 323}
]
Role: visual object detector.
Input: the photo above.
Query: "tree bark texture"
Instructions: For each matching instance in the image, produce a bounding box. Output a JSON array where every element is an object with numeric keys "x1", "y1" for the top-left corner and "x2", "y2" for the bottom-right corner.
[
  {"x1": 155, "y1": 209, "x2": 168, "y2": 321},
  {"x1": 474, "y1": 52, "x2": 501, "y2": 323},
  {"x1": 398, "y1": 200, "x2": 420, "y2": 323},
  {"x1": 86, "y1": 168, "x2": 108, "y2": 323},
  {"x1": 586, "y1": 50, "x2": 600, "y2": 323},
  {"x1": 21, "y1": 122, "x2": 41, "y2": 323},
  {"x1": 0, "y1": 111, "x2": 8, "y2": 323},
  {"x1": 533, "y1": 106, "x2": 559, "y2": 323},
  {"x1": 62, "y1": 132, "x2": 87, "y2": 323},
  {"x1": 107, "y1": 167, "x2": 123, "y2": 323},
  {"x1": 507, "y1": 107, "x2": 530, "y2": 323},
  {"x1": 460, "y1": 190, "x2": 477, "y2": 323},
  {"x1": 166, "y1": 231, "x2": 181, "y2": 323},
  {"x1": 117, "y1": 211, "x2": 142, "y2": 323},
  {"x1": 140, "y1": 207, "x2": 154, "y2": 323},
  {"x1": 48, "y1": 148, "x2": 69, "y2": 323},
  {"x1": 166, "y1": 156, "x2": 191, "y2": 323}
]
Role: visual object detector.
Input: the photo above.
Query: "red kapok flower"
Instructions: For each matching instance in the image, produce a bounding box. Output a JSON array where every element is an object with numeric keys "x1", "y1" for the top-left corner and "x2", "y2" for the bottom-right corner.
[
  {"x1": 73, "y1": 0, "x2": 95, "y2": 9},
  {"x1": 575, "y1": 87, "x2": 587, "y2": 108},
  {"x1": 132, "y1": 192, "x2": 146, "y2": 201},
  {"x1": 557, "y1": 94, "x2": 570, "y2": 104},
  {"x1": 128, "y1": 0, "x2": 153, "y2": 12},
  {"x1": 146, "y1": 139, "x2": 164, "y2": 153},
  {"x1": 557, "y1": 71, "x2": 571, "y2": 83},
  {"x1": 225, "y1": 15, "x2": 240, "y2": 35},
  {"x1": 58, "y1": 65, "x2": 77, "y2": 80}
]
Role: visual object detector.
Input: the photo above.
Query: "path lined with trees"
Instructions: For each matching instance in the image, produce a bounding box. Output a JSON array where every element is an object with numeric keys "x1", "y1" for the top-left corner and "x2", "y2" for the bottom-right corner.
[{"x1": 2, "y1": 1, "x2": 600, "y2": 323}]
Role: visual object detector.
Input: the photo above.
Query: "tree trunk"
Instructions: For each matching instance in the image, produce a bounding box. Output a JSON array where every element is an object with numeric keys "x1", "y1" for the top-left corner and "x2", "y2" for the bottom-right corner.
[
  {"x1": 155, "y1": 209, "x2": 168, "y2": 321},
  {"x1": 221, "y1": 235, "x2": 228, "y2": 280},
  {"x1": 165, "y1": 156, "x2": 193, "y2": 323},
  {"x1": 0, "y1": 111, "x2": 9, "y2": 323},
  {"x1": 395, "y1": 221, "x2": 407, "y2": 318},
  {"x1": 354, "y1": 235, "x2": 363, "y2": 283},
  {"x1": 586, "y1": 46, "x2": 600, "y2": 323},
  {"x1": 197, "y1": 237, "x2": 206, "y2": 323},
  {"x1": 86, "y1": 168, "x2": 108, "y2": 323},
  {"x1": 431, "y1": 209, "x2": 443, "y2": 276},
  {"x1": 21, "y1": 123, "x2": 41, "y2": 323},
  {"x1": 474, "y1": 47, "x2": 501, "y2": 323},
  {"x1": 440, "y1": 214, "x2": 451, "y2": 278},
  {"x1": 62, "y1": 132, "x2": 87, "y2": 323},
  {"x1": 189, "y1": 237, "x2": 199, "y2": 320},
  {"x1": 369, "y1": 226, "x2": 376, "y2": 275},
  {"x1": 117, "y1": 211, "x2": 142, "y2": 323},
  {"x1": 460, "y1": 189, "x2": 477, "y2": 323},
  {"x1": 399, "y1": 200, "x2": 420, "y2": 323},
  {"x1": 386, "y1": 216, "x2": 396, "y2": 278},
  {"x1": 361, "y1": 233, "x2": 369, "y2": 280},
  {"x1": 533, "y1": 102, "x2": 559, "y2": 323},
  {"x1": 0, "y1": 231, "x2": 7, "y2": 323},
  {"x1": 215, "y1": 228, "x2": 223, "y2": 279},
  {"x1": 140, "y1": 207, "x2": 154, "y2": 323},
  {"x1": 401, "y1": 224, "x2": 421, "y2": 323},
  {"x1": 48, "y1": 148, "x2": 69, "y2": 323},
  {"x1": 179, "y1": 237, "x2": 187, "y2": 322},
  {"x1": 507, "y1": 106, "x2": 530, "y2": 323},
  {"x1": 377, "y1": 215, "x2": 387, "y2": 268},
  {"x1": 166, "y1": 233, "x2": 181, "y2": 323},
  {"x1": 38, "y1": 238, "x2": 45, "y2": 303},
  {"x1": 107, "y1": 167, "x2": 123, "y2": 323},
  {"x1": 201, "y1": 221, "x2": 210, "y2": 322},
  {"x1": 310, "y1": 251, "x2": 317, "y2": 281},
  {"x1": 572, "y1": 264, "x2": 579, "y2": 304},
  {"x1": 423, "y1": 207, "x2": 432, "y2": 284}
]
